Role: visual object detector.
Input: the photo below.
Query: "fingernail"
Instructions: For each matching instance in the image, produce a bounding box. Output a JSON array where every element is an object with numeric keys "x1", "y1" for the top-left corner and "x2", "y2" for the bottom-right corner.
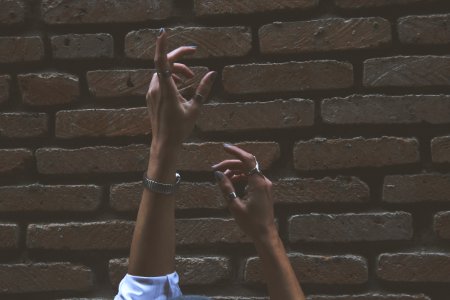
[
  {"x1": 214, "y1": 171, "x2": 224, "y2": 182},
  {"x1": 159, "y1": 27, "x2": 165, "y2": 36},
  {"x1": 188, "y1": 43, "x2": 197, "y2": 48},
  {"x1": 223, "y1": 143, "x2": 233, "y2": 148}
]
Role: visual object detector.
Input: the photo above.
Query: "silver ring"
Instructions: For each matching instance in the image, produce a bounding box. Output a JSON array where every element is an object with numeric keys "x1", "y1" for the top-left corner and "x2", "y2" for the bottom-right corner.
[
  {"x1": 228, "y1": 192, "x2": 237, "y2": 201},
  {"x1": 156, "y1": 69, "x2": 172, "y2": 78},
  {"x1": 246, "y1": 155, "x2": 263, "y2": 176}
]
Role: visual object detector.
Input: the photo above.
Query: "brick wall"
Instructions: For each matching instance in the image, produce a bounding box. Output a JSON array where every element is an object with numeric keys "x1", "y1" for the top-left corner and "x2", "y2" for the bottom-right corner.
[{"x1": 1, "y1": 0, "x2": 450, "y2": 299}]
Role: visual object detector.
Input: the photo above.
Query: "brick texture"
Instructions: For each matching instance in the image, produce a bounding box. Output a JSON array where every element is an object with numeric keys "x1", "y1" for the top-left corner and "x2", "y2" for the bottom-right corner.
[
  {"x1": 245, "y1": 253, "x2": 368, "y2": 284},
  {"x1": 176, "y1": 218, "x2": 252, "y2": 245},
  {"x1": 223, "y1": 61, "x2": 353, "y2": 94},
  {"x1": 125, "y1": 27, "x2": 252, "y2": 59},
  {"x1": 0, "y1": 112, "x2": 48, "y2": 138},
  {"x1": 273, "y1": 177, "x2": 369, "y2": 204},
  {"x1": 0, "y1": 36, "x2": 44, "y2": 63},
  {"x1": 431, "y1": 135, "x2": 450, "y2": 163},
  {"x1": 364, "y1": 56, "x2": 450, "y2": 87},
  {"x1": 36, "y1": 144, "x2": 148, "y2": 175},
  {"x1": 259, "y1": 18, "x2": 391, "y2": 54},
  {"x1": 87, "y1": 67, "x2": 208, "y2": 98},
  {"x1": 288, "y1": 212, "x2": 413, "y2": 242},
  {"x1": 0, "y1": 0, "x2": 25, "y2": 25},
  {"x1": 383, "y1": 174, "x2": 450, "y2": 203},
  {"x1": 0, "y1": 223, "x2": 19, "y2": 249},
  {"x1": 55, "y1": 108, "x2": 150, "y2": 138},
  {"x1": 321, "y1": 94, "x2": 450, "y2": 124},
  {"x1": 197, "y1": 99, "x2": 314, "y2": 132},
  {"x1": 307, "y1": 295, "x2": 431, "y2": 300},
  {"x1": 0, "y1": 263, "x2": 93, "y2": 293},
  {"x1": 0, "y1": 148, "x2": 32, "y2": 174},
  {"x1": 26, "y1": 221, "x2": 134, "y2": 250},
  {"x1": 377, "y1": 252, "x2": 450, "y2": 282},
  {"x1": 434, "y1": 211, "x2": 450, "y2": 239},
  {"x1": 194, "y1": 0, "x2": 319, "y2": 16},
  {"x1": 51, "y1": 33, "x2": 114, "y2": 59},
  {"x1": 41, "y1": 0, "x2": 174, "y2": 24},
  {"x1": 109, "y1": 256, "x2": 232, "y2": 286},
  {"x1": 0, "y1": 75, "x2": 10, "y2": 104},
  {"x1": 18, "y1": 72, "x2": 79, "y2": 106},
  {"x1": 335, "y1": 0, "x2": 437, "y2": 8},
  {"x1": 293, "y1": 137, "x2": 419, "y2": 171},
  {"x1": 398, "y1": 14, "x2": 450, "y2": 45},
  {"x1": 110, "y1": 181, "x2": 223, "y2": 211},
  {"x1": 0, "y1": 184, "x2": 102, "y2": 212}
]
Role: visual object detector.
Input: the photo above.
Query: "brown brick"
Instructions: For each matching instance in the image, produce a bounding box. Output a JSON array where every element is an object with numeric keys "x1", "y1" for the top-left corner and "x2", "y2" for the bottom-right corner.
[
  {"x1": 398, "y1": 14, "x2": 450, "y2": 45},
  {"x1": 364, "y1": 56, "x2": 450, "y2": 87},
  {"x1": 335, "y1": 0, "x2": 437, "y2": 8},
  {"x1": 0, "y1": 75, "x2": 10, "y2": 104},
  {"x1": 245, "y1": 253, "x2": 368, "y2": 284},
  {"x1": 51, "y1": 33, "x2": 113, "y2": 59},
  {"x1": 322, "y1": 94, "x2": 450, "y2": 124},
  {"x1": 194, "y1": 0, "x2": 318, "y2": 16},
  {"x1": 260, "y1": 17, "x2": 391, "y2": 54},
  {"x1": 377, "y1": 252, "x2": 450, "y2": 282},
  {"x1": 178, "y1": 142, "x2": 280, "y2": 172},
  {"x1": 0, "y1": 148, "x2": 32, "y2": 174},
  {"x1": 110, "y1": 181, "x2": 224, "y2": 211},
  {"x1": 0, "y1": 184, "x2": 102, "y2": 212},
  {"x1": 434, "y1": 211, "x2": 450, "y2": 239},
  {"x1": 213, "y1": 298, "x2": 268, "y2": 300},
  {"x1": 87, "y1": 67, "x2": 208, "y2": 98},
  {"x1": 288, "y1": 212, "x2": 412, "y2": 242},
  {"x1": 109, "y1": 256, "x2": 232, "y2": 287},
  {"x1": 0, "y1": 113, "x2": 48, "y2": 138},
  {"x1": 0, "y1": 262, "x2": 93, "y2": 293},
  {"x1": 55, "y1": 108, "x2": 150, "y2": 138},
  {"x1": 223, "y1": 61, "x2": 353, "y2": 94},
  {"x1": 176, "y1": 218, "x2": 251, "y2": 245},
  {"x1": 0, "y1": 0, "x2": 25, "y2": 25},
  {"x1": 197, "y1": 99, "x2": 314, "y2": 132},
  {"x1": 273, "y1": 177, "x2": 369, "y2": 204},
  {"x1": 125, "y1": 27, "x2": 251, "y2": 59},
  {"x1": 431, "y1": 136, "x2": 450, "y2": 163},
  {"x1": 0, "y1": 36, "x2": 44, "y2": 63},
  {"x1": 26, "y1": 221, "x2": 134, "y2": 250},
  {"x1": 0, "y1": 223, "x2": 19, "y2": 249},
  {"x1": 294, "y1": 137, "x2": 419, "y2": 171},
  {"x1": 41, "y1": 0, "x2": 174, "y2": 24},
  {"x1": 307, "y1": 294, "x2": 431, "y2": 300},
  {"x1": 383, "y1": 174, "x2": 450, "y2": 203},
  {"x1": 18, "y1": 72, "x2": 79, "y2": 106},
  {"x1": 36, "y1": 144, "x2": 149, "y2": 175}
]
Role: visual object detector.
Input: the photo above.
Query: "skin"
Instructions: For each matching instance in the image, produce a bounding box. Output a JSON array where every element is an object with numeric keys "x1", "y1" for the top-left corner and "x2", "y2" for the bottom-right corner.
[{"x1": 127, "y1": 28, "x2": 305, "y2": 300}]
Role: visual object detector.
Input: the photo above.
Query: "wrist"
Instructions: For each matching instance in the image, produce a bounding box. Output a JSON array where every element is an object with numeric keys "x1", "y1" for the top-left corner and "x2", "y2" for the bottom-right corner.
[
  {"x1": 147, "y1": 142, "x2": 181, "y2": 183},
  {"x1": 253, "y1": 226, "x2": 280, "y2": 249}
]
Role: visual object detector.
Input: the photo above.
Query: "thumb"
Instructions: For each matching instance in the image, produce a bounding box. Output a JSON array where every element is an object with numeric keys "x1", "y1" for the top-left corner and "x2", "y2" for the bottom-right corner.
[{"x1": 214, "y1": 171, "x2": 245, "y2": 215}]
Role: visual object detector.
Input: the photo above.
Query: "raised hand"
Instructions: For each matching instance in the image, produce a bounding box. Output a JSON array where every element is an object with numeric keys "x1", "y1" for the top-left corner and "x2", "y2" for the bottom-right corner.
[
  {"x1": 212, "y1": 144, "x2": 277, "y2": 242},
  {"x1": 147, "y1": 28, "x2": 217, "y2": 153}
]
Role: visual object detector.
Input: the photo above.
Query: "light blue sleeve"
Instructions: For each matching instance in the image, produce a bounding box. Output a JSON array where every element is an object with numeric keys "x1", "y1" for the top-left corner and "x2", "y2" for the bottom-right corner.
[{"x1": 114, "y1": 271, "x2": 183, "y2": 300}]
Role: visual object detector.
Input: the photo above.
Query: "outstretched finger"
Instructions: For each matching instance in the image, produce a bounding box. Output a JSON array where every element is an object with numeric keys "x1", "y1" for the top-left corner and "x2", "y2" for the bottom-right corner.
[
  {"x1": 188, "y1": 71, "x2": 217, "y2": 113},
  {"x1": 154, "y1": 28, "x2": 177, "y2": 93},
  {"x1": 212, "y1": 159, "x2": 245, "y2": 172},
  {"x1": 222, "y1": 143, "x2": 257, "y2": 171},
  {"x1": 168, "y1": 46, "x2": 197, "y2": 63},
  {"x1": 172, "y1": 63, "x2": 195, "y2": 78}
]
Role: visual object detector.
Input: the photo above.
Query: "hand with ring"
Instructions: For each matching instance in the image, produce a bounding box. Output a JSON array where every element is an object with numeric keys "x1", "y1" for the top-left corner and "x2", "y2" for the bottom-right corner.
[
  {"x1": 212, "y1": 144, "x2": 277, "y2": 242},
  {"x1": 147, "y1": 28, "x2": 217, "y2": 153}
]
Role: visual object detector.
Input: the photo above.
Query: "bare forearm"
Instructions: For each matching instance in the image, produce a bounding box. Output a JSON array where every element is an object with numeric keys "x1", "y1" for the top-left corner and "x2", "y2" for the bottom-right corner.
[
  {"x1": 127, "y1": 145, "x2": 179, "y2": 276},
  {"x1": 254, "y1": 230, "x2": 305, "y2": 300}
]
